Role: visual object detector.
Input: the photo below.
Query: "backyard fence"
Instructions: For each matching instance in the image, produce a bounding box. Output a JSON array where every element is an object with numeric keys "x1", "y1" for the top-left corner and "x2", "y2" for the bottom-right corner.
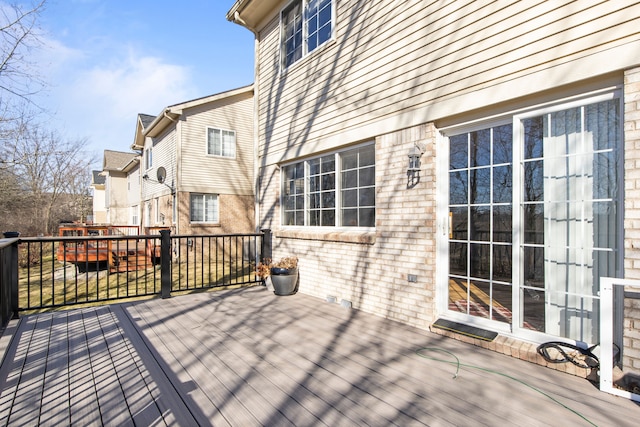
[{"x1": 0, "y1": 229, "x2": 270, "y2": 325}]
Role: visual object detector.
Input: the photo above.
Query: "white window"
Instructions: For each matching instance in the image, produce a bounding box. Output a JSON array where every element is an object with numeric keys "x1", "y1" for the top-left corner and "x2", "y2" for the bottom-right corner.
[
  {"x1": 281, "y1": 0, "x2": 333, "y2": 68},
  {"x1": 282, "y1": 144, "x2": 375, "y2": 227},
  {"x1": 440, "y1": 92, "x2": 622, "y2": 345},
  {"x1": 145, "y1": 147, "x2": 153, "y2": 170},
  {"x1": 190, "y1": 193, "x2": 219, "y2": 223},
  {"x1": 131, "y1": 205, "x2": 138, "y2": 225},
  {"x1": 207, "y1": 128, "x2": 236, "y2": 158}
]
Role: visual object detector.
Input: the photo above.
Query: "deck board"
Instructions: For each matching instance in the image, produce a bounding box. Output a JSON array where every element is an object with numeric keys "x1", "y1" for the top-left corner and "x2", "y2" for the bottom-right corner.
[
  {"x1": 68, "y1": 310, "x2": 102, "y2": 426},
  {"x1": 0, "y1": 286, "x2": 638, "y2": 426},
  {"x1": 40, "y1": 312, "x2": 70, "y2": 426},
  {"x1": 126, "y1": 298, "x2": 258, "y2": 426}
]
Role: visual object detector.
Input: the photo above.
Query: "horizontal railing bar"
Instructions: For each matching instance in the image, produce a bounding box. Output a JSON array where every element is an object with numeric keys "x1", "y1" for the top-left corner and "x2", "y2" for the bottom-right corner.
[{"x1": 18, "y1": 235, "x2": 162, "y2": 243}]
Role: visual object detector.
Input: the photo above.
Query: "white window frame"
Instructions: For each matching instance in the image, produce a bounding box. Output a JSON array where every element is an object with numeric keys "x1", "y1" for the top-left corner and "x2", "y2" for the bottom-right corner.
[
  {"x1": 280, "y1": 0, "x2": 335, "y2": 70},
  {"x1": 281, "y1": 142, "x2": 375, "y2": 229},
  {"x1": 190, "y1": 193, "x2": 219, "y2": 224},
  {"x1": 145, "y1": 147, "x2": 153, "y2": 170},
  {"x1": 131, "y1": 205, "x2": 138, "y2": 226},
  {"x1": 206, "y1": 127, "x2": 236, "y2": 158}
]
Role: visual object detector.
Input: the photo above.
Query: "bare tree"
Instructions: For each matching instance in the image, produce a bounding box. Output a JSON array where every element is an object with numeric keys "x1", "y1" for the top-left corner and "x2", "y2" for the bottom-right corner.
[
  {"x1": 0, "y1": 1, "x2": 46, "y2": 104},
  {"x1": 62, "y1": 159, "x2": 94, "y2": 224},
  {"x1": 0, "y1": 0, "x2": 95, "y2": 236},
  {"x1": 1, "y1": 121, "x2": 94, "y2": 235}
]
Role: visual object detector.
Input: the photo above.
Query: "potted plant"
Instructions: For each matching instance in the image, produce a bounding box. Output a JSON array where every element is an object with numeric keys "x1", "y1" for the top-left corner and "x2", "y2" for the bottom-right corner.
[{"x1": 256, "y1": 256, "x2": 299, "y2": 296}]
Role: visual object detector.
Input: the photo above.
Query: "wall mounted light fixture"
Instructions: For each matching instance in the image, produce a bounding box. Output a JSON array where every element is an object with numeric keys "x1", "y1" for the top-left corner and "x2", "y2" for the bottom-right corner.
[
  {"x1": 407, "y1": 142, "x2": 426, "y2": 188},
  {"x1": 407, "y1": 144, "x2": 423, "y2": 173}
]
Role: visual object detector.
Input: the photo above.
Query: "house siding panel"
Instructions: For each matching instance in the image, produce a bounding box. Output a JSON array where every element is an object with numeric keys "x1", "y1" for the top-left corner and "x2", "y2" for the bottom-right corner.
[
  {"x1": 107, "y1": 171, "x2": 130, "y2": 225},
  {"x1": 256, "y1": 0, "x2": 640, "y2": 164},
  {"x1": 143, "y1": 128, "x2": 176, "y2": 201},
  {"x1": 180, "y1": 92, "x2": 254, "y2": 195}
]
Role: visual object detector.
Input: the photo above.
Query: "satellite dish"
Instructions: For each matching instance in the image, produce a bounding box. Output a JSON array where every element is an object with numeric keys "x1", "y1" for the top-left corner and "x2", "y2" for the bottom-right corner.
[{"x1": 156, "y1": 167, "x2": 166, "y2": 184}]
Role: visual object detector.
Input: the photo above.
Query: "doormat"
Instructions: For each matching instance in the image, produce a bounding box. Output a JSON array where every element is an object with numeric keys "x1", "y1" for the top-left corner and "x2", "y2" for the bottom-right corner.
[{"x1": 431, "y1": 318, "x2": 498, "y2": 342}]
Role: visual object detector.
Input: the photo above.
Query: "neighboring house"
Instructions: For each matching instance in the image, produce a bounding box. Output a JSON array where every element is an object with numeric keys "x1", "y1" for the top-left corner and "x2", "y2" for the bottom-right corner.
[
  {"x1": 131, "y1": 86, "x2": 254, "y2": 234},
  {"x1": 228, "y1": 0, "x2": 640, "y2": 379},
  {"x1": 90, "y1": 170, "x2": 106, "y2": 224},
  {"x1": 102, "y1": 150, "x2": 140, "y2": 225}
]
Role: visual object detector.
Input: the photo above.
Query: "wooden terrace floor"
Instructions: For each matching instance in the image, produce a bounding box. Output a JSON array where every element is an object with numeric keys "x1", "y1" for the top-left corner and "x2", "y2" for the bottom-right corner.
[{"x1": 0, "y1": 286, "x2": 637, "y2": 426}]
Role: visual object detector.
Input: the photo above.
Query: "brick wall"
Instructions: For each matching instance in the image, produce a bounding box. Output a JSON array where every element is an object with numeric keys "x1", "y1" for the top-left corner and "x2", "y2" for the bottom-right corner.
[
  {"x1": 624, "y1": 67, "x2": 640, "y2": 376},
  {"x1": 260, "y1": 123, "x2": 438, "y2": 330},
  {"x1": 177, "y1": 192, "x2": 254, "y2": 235}
]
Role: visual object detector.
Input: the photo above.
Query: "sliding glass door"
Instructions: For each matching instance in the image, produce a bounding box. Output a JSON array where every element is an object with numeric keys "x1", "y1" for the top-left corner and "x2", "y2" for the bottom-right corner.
[{"x1": 444, "y1": 94, "x2": 621, "y2": 343}]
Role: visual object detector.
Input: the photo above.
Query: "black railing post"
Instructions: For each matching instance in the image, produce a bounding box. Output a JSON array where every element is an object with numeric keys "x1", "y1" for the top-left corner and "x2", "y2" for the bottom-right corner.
[
  {"x1": 261, "y1": 228, "x2": 272, "y2": 261},
  {"x1": 9, "y1": 241, "x2": 19, "y2": 319},
  {"x1": 0, "y1": 239, "x2": 20, "y2": 326},
  {"x1": 160, "y1": 229, "x2": 171, "y2": 299}
]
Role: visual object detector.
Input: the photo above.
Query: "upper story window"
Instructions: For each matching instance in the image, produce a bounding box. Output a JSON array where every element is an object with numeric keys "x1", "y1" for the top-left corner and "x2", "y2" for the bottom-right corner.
[
  {"x1": 281, "y1": 0, "x2": 333, "y2": 69},
  {"x1": 145, "y1": 147, "x2": 152, "y2": 170},
  {"x1": 282, "y1": 143, "x2": 375, "y2": 228},
  {"x1": 207, "y1": 128, "x2": 236, "y2": 158}
]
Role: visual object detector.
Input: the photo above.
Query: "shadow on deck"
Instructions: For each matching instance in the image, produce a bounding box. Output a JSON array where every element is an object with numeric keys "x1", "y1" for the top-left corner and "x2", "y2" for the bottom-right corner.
[{"x1": 0, "y1": 286, "x2": 637, "y2": 426}]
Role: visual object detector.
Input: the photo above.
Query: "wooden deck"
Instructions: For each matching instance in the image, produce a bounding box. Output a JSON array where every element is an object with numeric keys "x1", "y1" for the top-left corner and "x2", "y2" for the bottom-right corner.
[{"x1": 0, "y1": 286, "x2": 637, "y2": 426}]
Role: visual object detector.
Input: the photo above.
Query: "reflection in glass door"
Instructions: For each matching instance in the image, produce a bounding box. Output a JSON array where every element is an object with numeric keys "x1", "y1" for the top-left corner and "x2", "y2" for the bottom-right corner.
[
  {"x1": 520, "y1": 100, "x2": 620, "y2": 343},
  {"x1": 448, "y1": 124, "x2": 514, "y2": 324}
]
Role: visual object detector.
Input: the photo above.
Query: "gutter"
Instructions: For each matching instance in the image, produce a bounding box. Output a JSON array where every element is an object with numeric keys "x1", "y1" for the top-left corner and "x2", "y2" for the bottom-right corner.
[
  {"x1": 226, "y1": 1, "x2": 255, "y2": 29},
  {"x1": 144, "y1": 109, "x2": 179, "y2": 138}
]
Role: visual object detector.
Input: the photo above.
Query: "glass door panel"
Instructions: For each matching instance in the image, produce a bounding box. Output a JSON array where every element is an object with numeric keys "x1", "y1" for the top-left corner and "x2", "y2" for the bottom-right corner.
[
  {"x1": 447, "y1": 124, "x2": 513, "y2": 325},
  {"x1": 444, "y1": 95, "x2": 620, "y2": 344},
  {"x1": 519, "y1": 98, "x2": 620, "y2": 343}
]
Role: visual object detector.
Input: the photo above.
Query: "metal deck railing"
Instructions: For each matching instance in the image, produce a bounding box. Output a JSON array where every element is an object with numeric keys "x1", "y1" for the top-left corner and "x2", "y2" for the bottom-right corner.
[{"x1": 0, "y1": 230, "x2": 269, "y2": 320}]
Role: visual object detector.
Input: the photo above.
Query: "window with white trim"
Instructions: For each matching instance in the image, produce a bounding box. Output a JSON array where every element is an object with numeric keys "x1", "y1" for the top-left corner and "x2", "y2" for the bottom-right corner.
[
  {"x1": 190, "y1": 193, "x2": 219, "y2": 223},
  {"x1": 281, "y1": 0, "x2": 333, "y2": 68},
  {"x1": 207, "y1": 128, "x2": 236, "y2": 158},
  {"x1": 283, "y1": 144, "x2": 375, "y2": 227}
]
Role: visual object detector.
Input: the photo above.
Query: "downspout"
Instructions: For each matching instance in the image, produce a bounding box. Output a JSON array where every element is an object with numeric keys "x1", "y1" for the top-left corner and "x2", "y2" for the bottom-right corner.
[
  {"x1": 232, "y1": 11, "x2": 261, "y2": 234},
  {"x1": 162, "y1": 109, "x2": 179, "y2": 234},
  {"x1": 175, "y1": 117, "x2": 181, "y2": 235}
]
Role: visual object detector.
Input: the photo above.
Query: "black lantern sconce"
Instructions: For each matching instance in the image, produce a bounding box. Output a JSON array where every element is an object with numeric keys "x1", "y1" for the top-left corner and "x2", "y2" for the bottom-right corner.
[{"x1": 407, "y1": 142, "x2": 425, "y2": 188}]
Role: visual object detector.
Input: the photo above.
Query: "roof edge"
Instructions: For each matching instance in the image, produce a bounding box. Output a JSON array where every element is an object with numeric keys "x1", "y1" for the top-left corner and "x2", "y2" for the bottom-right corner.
[{"x1": 144, "y1": 84, "x2": 254, "y2": 138}]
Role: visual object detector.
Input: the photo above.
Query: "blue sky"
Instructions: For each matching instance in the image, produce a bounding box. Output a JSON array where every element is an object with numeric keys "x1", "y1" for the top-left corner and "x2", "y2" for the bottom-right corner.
[{"x1": 33, "y1": 0, "x2": 254, "y2": 161}]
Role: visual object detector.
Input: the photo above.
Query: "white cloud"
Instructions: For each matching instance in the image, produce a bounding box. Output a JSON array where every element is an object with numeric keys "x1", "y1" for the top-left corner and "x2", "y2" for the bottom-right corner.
[
  {"x1": 40, "y1": 37, "x2": 86, "y2": 72},
  {"x1": 74, "y1": 51, "x2": 194, "y2": 119},
  {"x1": 41, "y1": 45, "x2": 197, "y2": 155}
]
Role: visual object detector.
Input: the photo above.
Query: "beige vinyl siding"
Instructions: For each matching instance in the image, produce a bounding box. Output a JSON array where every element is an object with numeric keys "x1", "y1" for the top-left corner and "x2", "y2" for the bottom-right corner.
[
  {"x1": 142, "y1": 128, "x2": 176, "y2": 200},
  {"x1": 179, "y1": 91, "x2": 254, "y2": 195},
  {"x1": 107, "y1": 172, "x2": 130, "y2": 225},
  {"x1": 256, "y1": 0, "x2": 640, "y2": 164},
  {"x1": 127, "y1": 163, "x2": 140, "y2": 207}
]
